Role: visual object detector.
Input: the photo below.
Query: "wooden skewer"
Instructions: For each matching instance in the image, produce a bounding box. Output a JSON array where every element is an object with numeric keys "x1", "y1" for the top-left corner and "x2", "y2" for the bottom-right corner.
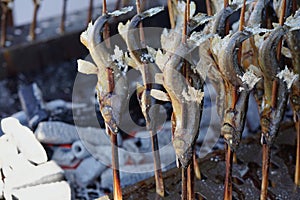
[
  {"x1": 1, "y1": 2, "x2": 8, "y2": 47},
  {"x1": 261, "y1": 1, "x2": 286, "y2": 199},
  {"x1": 261, "y1": 143, "x2": 270, "y2": 200},
  {"x1": 168, "y1": 0, "x2": 175, "y2": 29},
  {"x1": 30, "y1": 0, "x2": 40, "y2": 40},
  {"x1": 60, "y1": 0, "x2": 68, "y2": 34},
  {"x1": 295, "y1": 118, "x2": 300, "y2": 186},
  {"x1": 182, "y1": 167, "x2": 188, "y2": 200},
  {"x1": 224, "y1": 144, "x2": 233, "y2": 200},
  {"x1": 102, "y1": 0, "x2": 110, "y2": 48},
  {"x1": 276, "y1": 0, "x2": 286, "y2": 60},
  {"x1": 187, "y1": 161, "x2": 195, "y2": 200},
  {"x1": 135, "y1": 0, "x2": 165, "y2": 196},
  {"x1": 206, "y1": 0, "x2": 212, "y2": 16},
  {"x1": 110, "y1": 129, "x2": 123, "y2": 200},
  {"x1": 87, "y1": 0, "x2": 93, "y2": 25},
  {"x1": 101, "y1": 1, "x2": 122, "y2": 199},
  {"x1": 193, "y1": 151, "x2": 201, "y2": 179}
]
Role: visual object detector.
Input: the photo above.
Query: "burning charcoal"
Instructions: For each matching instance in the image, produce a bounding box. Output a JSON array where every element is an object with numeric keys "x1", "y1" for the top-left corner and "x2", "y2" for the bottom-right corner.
[
  {"x1": 51, "y1": 147, "x2": 79, "y2": 167},
  {"x1": 10, "y1": 181, "x2": 71, "y2": 200},
  {"x1": 1, "y1": 117, "x2": 47, "y2": 165},
  {"x1": 18, "y1": 83, "x2": 49, "y2": 130},
  {"x1": 4, "y1": 161, "x2": 64, "y2": 198},
  {"x1": 72, "y1": 140, "x2": 91, "y2": 160},
  {"x1": 74, "y1": 156, "x2": 107, "y2": 187}
]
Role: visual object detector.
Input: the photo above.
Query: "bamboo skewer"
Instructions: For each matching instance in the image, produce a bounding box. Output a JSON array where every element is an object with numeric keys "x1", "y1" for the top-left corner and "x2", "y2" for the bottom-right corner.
[
  {"x1": 60, "y1": 0, "x2": 68, "y2": 34},
  {"x1": 101, "y1": 1, "x2": 122, "y2": 199},
  {"x1": 224, "y1": 144, "x2": 233, "y2": 200},
  {"x1": 223, "y1": 1, "x2": 246, "y2": 198},
  {"x1": 135, "y1": 0, "x2": 165, "y2": 196},
  {"x1": 0, "y1": 2, "x2": 8, "y2": 47},
  {"x1": 205, "y1": 0, "x2": 212, "y2": 16},
  {"x1": 30, "y1": 0, "x2": 40, "y2": 40},
  {"x1": 181, "y1": 1, "x2": 195, "y2": 199},
  {"x1": 261, "y1": 1, "x2": 286, "y2": 199},
  {"x1": 295, "y1": 119, "x2": 300, "y2": 186},
  {"x1": 87, "y1": 0, "x2": 93, "y2": 24},
  {"x1": 168, "y1": 0, "x2": 175, "y2": 29},
  {"x1": 182, "y1": 167, "x2": 188, "y2": 200}
]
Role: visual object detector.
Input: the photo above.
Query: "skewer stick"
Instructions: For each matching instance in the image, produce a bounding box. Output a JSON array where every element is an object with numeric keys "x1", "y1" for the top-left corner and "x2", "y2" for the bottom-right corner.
[
  {"x1": 102, "y1": 0, "x2": 110, "y2": 47},
  {"x1": 295, "y1": 119, "x2": 300, "y2": 186},
  {"x1": 168, "y1": 0, "x2": 175, "y2": 29},
  {"x1": 110, "y1": 129, "x2": 122, "y2": 200},
  {"x1": 206, "y1": 0, "x2": 212, "y2": 16},
  {"x1": 261, "y1": 143, "x2": 270, "y2": 200},
  {"x1": 87, "y1": 0, "x2": 93, "y2": 25},
  {"x1": 224, "y1": 144, "x2": 233, "y2": 200},
  {"x1": 193, "y1": 150, "x2": 201, "y2": 179},
  {"x1": 0, "y1": 2, "x2": 8, "y2": 47},
  {"x1": 182, "y1": 167, "x2": 188, "y2": 200},
  {"x1": 135, "y1": 0, "x2": 165, "y2": 196},
  {"x1": 102, "y1": 1, "x2": 122, "y2": 199},
  {"x1": 60, "y1": 0, "x2": 67, "y2": 34},
  {"x1": 277, "y1": 0, "x2": 286, "y2": 60},
  {"x1": 30, "y1": 0, "x2": 40, "y2": 40},
  {"x1": 187, "y1": 162, "x2": 194, "y2": 200},
  {"x1": 261, "y1": 1, "x2": 286, "y2": 198}
]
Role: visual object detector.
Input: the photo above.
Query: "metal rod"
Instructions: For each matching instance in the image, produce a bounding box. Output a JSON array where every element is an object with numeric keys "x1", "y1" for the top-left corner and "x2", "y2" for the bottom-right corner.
[
  {"x1": 60, "y1": 0, "x2": 68, "y2": 34},
  {"x1": 30, "y1": 0, "x2": 40, "y2": 40},
  {"x1": 182, "y1": 167, "x2": 188, "y2": 200},
  {"x1": 261, "y1": 143, "x2": 270, "y2": 200},
  {"x1": 224, "y1": 143, "x2": 233, "y2": 200}
]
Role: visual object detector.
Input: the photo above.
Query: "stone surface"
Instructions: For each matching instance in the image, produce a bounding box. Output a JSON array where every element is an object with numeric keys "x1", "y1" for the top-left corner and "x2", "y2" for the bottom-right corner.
[
  {"x1": 1, "y1": 117, "x2": 48, "y2": 164},
  {"x1": 11, "y1": 181, "x2": 71, "y2": 200}
]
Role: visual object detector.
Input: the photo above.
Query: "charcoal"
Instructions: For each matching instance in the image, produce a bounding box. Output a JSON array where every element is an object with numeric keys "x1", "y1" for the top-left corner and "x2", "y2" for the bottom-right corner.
[
  {"x1": 72, "y1": 140, "x2": 91, "y2": 160},
  {"x1": 51, "y1": 147, "x2": 79, "y2": 167},
  {"x1": 10, "y1": 181, "x2": 71, "y2": 200},
  {"x1": 4, "y1": 161, "x2": 64, "y2": 195},
  {"x1": 74, "y1": 156, "x2": 107, "y2": 187},
  {"x1": 18, "y1": 83, "x2": 49, "y2": 129}
]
